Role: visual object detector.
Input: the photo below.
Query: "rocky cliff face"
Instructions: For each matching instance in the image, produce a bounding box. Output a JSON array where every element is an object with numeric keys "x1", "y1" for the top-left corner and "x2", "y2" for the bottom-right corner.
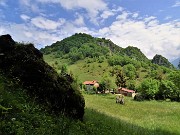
[
  {"x1": 0, "y1": 34, "x2": 85, "y2": 120},
  {"x1": 152, "y1": 54, "x2": 174, "y2": 69}
]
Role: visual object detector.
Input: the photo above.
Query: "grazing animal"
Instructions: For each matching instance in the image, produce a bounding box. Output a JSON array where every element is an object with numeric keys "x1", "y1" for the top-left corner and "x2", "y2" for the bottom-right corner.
[{"x1": 116, "y1": 94, "x2": 125, "y2": 105}]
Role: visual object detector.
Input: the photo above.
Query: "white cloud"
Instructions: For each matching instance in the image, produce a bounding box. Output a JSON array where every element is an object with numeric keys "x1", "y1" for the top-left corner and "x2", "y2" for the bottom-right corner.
[
  {"x1": 100, "y1": 7, "x2": 125, "y2": 23},
  {"x1": 59, "y1": 0, "x2": 107, "y2": 25},
  {"x1": 132, "y1": 13, "x2": 139, "y2": 18},
  {"x1": 0, "y1": 0, "x2": 7, "y2": 6},
  {"x1": 112, "y1": 6, "x2": 124, "y2": 12},
  {"x1": 19, "y1": 0, "x2": 42, "y2": 13},
  {"x1": 144, "y1": 16, "x2": 156, "y2": 23},
  {"x1": 20, "y1": 14, "x2": 30, "y2": 21},
  {"x1": 0, "y1": 22, "x2": 63, "y2": 48},
  {"x1": 74, "y1": 13, "x2": 85, "y2": 26},
  {"x1": 31, "y1": 16, "x2": 65, "y2": 30},
  {"x1": 116, "y1": 11, "x2": 131, "y2": 20},
  {"x1": 36, "y1": 0, "x2": 108, "y2": 25},
  {"x1": 101, "y1": 10, "x2": 114, "y2": 19},
  {"x1": 96, "y1": 15, "x2": 180, "y2": 60},
  {"x1": 164, "y1": 16, "x2": 172, "y2": 20},
  {"x1": 0, "y1": 16, "x2": 93, "y2": 49},
  {"x1": 172, "y1": 1, "x2": 180, "y2": 7}
]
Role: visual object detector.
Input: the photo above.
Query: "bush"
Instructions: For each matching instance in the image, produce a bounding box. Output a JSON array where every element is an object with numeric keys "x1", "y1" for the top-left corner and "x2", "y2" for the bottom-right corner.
[
  {"x1": 134, "y1": 93, "x2": 144, "y2": 101},
  {"x1": 138, "y1": 79, "x2": 159, "y2": 100}
]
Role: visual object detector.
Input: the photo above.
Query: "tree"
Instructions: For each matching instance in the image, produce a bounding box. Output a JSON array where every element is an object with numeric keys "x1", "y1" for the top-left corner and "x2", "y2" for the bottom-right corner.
[
  {"x1": 123, "y1": 64, "x2": 136, "y2": 80},
  {"x1": 168, "y1": 71, "x2": 180, "y2": 101},
  {"x1": 139, "y1": 79, "x2": 159, "y2": 100},
  {"x1": 156, "y1": 80, "x2": 175, "y2": 100},
  {"x1": 98, "y1": 76, "x2": 112, "y2": 93},
  {"x1": 60, "y1": 64, "x2": 68, "y2": 75},
  {"x1": 126, "y1": 80, "x2": 136, "y2": 90},
  {"x1": 178, "y1": 60, "x2": 180, "y2": 69},
  {"x1": 115, "y1": 70, "x2": 126, "y2": 88}
]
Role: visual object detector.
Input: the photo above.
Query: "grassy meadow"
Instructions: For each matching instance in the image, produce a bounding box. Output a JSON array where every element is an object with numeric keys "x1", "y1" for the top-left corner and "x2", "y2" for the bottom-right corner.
[{"x1": 83, "y1": 93, "x2": 180, "y2": 135}]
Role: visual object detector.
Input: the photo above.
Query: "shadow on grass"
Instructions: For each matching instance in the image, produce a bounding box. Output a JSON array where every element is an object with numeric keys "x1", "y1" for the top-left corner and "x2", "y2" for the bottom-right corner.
[{"x1": 76, "y1": 108, "x2": 178, "y2": 135}]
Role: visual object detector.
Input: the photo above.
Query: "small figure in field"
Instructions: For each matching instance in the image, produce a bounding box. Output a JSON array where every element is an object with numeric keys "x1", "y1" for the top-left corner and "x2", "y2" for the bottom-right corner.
[{"x1": 116, "y1": 94, "x2": 125, "y2": 105}]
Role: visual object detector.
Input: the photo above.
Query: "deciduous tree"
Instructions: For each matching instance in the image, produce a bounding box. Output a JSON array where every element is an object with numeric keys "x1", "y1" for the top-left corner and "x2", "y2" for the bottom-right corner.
[{"x1": 115, "y1": 70, "x2": 126, "y2": 88}]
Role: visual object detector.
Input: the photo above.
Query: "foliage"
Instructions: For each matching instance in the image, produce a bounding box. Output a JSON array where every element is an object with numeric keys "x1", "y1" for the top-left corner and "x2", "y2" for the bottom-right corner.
[
  {"x1": 41, "y1": 33, "x2": 151, "y2": 65},
  {"x1": 41, "y1": 33, "x2": 110, "y2": 63},
  {"x1": 126, "y1": 80, "x2": 136, "y2": 90},
  {"x1": 156, "y1": 80, "x2": 175, "y2": 100},
  {"x1": 108, "y1": 55, "x2": 133, "y2": 66},
  {"x1": 98, "y1": 76, "x2": 112, "y2": 92},
  {"x1": 138, "y1": 79, "x2": 160, "y2": 100},
  {"x1": 115, "y1": 70, "x2": 126, "y2": 88},
  {"x1": 134, "y1": 93, "x2": 145, "y2": 101},
  {"x1": 168, "y1": 71, "x2": 180, "y2": 101},
  {"x1": 0, "y1": 75, "x2": 77, "y2": 135},
  {"x1": 0, "y1": 34, "x2": 85, "y2": 120},
  {"x1": 60, "y1": 64, "x2": 68, "y2": 75},
  {"x1": 122, "y1": 46, "x2": 149, "y2": 62},
  {"x1": 123, "y1": 64, "x2": 136, "y2": 80}
]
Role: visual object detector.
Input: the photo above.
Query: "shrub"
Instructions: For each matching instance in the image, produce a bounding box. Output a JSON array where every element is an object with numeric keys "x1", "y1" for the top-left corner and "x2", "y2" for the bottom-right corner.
[
  {"x1": 134, "y1": 93, "x2": 144, "y2": 101},
  {"x1": 138, "y1": 79, "x2": 160, "y2": 100}
]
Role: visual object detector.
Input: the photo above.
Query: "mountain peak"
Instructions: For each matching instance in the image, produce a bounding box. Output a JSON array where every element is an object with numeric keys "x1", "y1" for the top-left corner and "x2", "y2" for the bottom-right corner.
[{"x1": 152, "y1": 54, "x2": 174, "y2": 69}]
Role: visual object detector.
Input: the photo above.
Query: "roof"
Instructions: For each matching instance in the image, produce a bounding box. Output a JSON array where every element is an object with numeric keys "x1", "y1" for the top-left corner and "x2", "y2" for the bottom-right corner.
[
  {"x1": 83, "y1": 80, "x2": 98, "y2": 85},
  {"x1": 118, "y1": 87, "x2": 135, "y2": 93}
]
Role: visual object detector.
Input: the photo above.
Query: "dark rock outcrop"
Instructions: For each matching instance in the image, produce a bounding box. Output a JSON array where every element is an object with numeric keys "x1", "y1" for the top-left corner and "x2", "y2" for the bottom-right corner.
[
  {"x1": 152, "y1": 54, "x2": 174, "y2": 69},
  {"x1": 0, "y1": 34, "x2": 85, "y2": 120},
  {"x1": 0, "y1": 34, "x2": 15, "y2": 51}
]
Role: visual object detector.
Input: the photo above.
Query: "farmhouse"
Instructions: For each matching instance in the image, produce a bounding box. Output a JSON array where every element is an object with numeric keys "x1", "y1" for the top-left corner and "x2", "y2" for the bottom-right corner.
[
  {"x1": 83, "y1": 80, "x2": 99, "y2": 91},
  {"x1": 117, "y1": 87, "x2": 136, "y2": 97}
]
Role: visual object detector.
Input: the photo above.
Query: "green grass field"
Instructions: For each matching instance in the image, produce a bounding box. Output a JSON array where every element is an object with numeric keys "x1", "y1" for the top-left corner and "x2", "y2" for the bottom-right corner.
[{"x1": 82, "y1": 93, "x2": 180, "y2": 135}]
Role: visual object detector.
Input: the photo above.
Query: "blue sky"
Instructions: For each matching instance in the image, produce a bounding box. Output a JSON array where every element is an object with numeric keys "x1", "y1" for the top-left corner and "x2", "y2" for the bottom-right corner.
[{"x1": 0, "y1": 0, "x2": 179, "y2": 60}]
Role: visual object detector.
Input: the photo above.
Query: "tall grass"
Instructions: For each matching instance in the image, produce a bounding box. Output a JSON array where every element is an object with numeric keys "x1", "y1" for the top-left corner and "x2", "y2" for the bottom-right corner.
[{"x1": 84, "y1": 93, "x2": 180, "y2": 135}]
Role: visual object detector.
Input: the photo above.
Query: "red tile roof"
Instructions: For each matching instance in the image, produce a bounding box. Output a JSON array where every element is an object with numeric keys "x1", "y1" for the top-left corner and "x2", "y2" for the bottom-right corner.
[
  {"x1": 83, "y1": 80, "x2": 98, "y2": 85},
  {"x1": 118, "y1": 87, "x2": 135, "y2": 93}
]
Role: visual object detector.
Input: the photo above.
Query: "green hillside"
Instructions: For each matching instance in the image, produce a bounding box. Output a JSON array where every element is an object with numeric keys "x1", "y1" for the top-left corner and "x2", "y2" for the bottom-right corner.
[
  {"x1": 41, "y1": 33, "x2": 151, "y2": 83},
  {"x1": 41, "y1": 33, "x2": 149, "y2": 63},
  {"x1": 42, "y1": 33, "x2": 180, "y2": 101},
  {"x1": 42, "y1": 33, "x2": 172, "y2": 85}
]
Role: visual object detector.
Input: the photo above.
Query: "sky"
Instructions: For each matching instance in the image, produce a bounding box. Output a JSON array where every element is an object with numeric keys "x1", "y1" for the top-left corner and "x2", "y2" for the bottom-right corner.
[{"x1": 0, "y1": 0, "x2": 180, "y2": 61}]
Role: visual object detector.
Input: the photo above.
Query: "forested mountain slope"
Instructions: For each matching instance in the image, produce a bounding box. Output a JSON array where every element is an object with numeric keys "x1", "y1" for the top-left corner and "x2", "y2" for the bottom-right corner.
[{"x1": 41, "y1": 33, "x2": 149, "y2": 63}]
